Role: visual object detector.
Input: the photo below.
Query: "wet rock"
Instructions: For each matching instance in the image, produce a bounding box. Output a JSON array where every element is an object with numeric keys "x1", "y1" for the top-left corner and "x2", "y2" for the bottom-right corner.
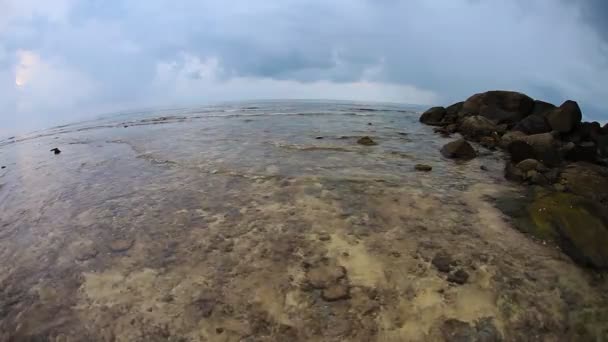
[
  {"x1": 459, "y1": 116, "x2": 498, "y2": 139},
  {"x1": 414, "y1": 164, "x2": 432, "y2": 172},
  {"x1": 318, "y1": 232, "x2": 331, "y2": 241},
  {"x1": 72, "y1": 240, "x2": 99, "y2": 261},
  {"x1": 448, "y1": 269, "x2": 470, "y2": 285},
  {"x1": 305, "y1": 265, "x2": 347, "y2": 289},
  {"x1": 512, "y1": 114, "x2": 551, "y2": 135},
  {"x1": 420, "y1": 106, "x2": 447, "y2": 126},
  {"x1": 50, "y1": 148, "x2": 61, "y2": 155},
  {"x1": 321, "y1": 284, "x2": 350, "y2": 301},
  {"x1": 527, "y1": 191, "x2": 608, "y2": 269},
  {"x1": 442, "y1": 102, "x2": 464, "y2": 124},
  {"x1": 545, "y1": 100, "x2": 582, "y2": 133},
  {"x1": 315, "y1": 136, "x2": 324, "y2": 140},
  {"x1": 108, "y1": 238, "x2": 134, "y2": 253},
  {"x1": 441, "y1": 319, "x2": 477, "y2": 342},
  {"x1": 480, "y1": 165, "x2": 489, "y2": 171},
  {"x1": 479, "y1": 136, "x2": 499, "y2": 150},
  {"x1": 565, "y1": 142, "x2": 597, "y2": 163},
  {"x1": 357, "y1": 136, "x2": 377, "y2": 146},
  {"x1": 516, "y1": 159, "x2": 546, "y2": 173},
  {"x1": 1, "y1": 166, "x2": 5, "y2": 169},
  {"x1": 432, "y1": 252, "x2": 454, "y2": 273},
  {"x1": 440, "y1": 139, "x2": 476, "y2": 160},
  {"x1": 559, "y1": 162, "x2": 608, "y2": 204},
  {"x1": 500, "y1": 131, "x2": 527, "y2": 149},
  {"x1": 507, "y1": 141, "x2": 535, "y2": 164}
]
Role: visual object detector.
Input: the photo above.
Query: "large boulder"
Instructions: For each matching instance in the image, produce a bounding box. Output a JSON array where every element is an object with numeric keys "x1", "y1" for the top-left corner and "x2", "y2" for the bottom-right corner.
[
  {"x1": 565, "y1": 142, "x2": 597, "y2": 163},
  {"x1": 522, "y1": 132, "x2": 562, "y2": 167},
  {"x1": 531, "y1": 100, "x2": 557, "y2": 116},
  {"x1": 459, "y1": 115, "x2": 498, "y2": 139},
  {"x1": 559, "y1": 162, "x2": 608, "y2": 205},
  {"x1": 441, "y1": 101, "x2": 464, "y2": 125},
  {"x1": 420, "y1": 107, "x2": 446, "y2": 126},
  {"x1": 603, "y1": 123, "x2": 608, "y2": 135},
  {"x1": 440, "y1": 139, "x2": 477, "y2": 160},
  {"x1": 500, "y1": 130, "x2": 527, "y2": 148},
  {"x1": 577, "y1": 121, "x2": 603, "y2": 141},
  {"x1": 512, "y1": 114, "x2": 551, "y2": 135},
  {"x1": 545, "y1": 100, "x2": 582, "y2": 133},
  {"x1": 507, "y1": 140, "x2": 535, "y2": 163},
  {"x1": 461, "y1": 90, "x2": 534, "y2": 124},
  {"x1": 595, "y1": 135, "x2": 608, "y2": 158}
]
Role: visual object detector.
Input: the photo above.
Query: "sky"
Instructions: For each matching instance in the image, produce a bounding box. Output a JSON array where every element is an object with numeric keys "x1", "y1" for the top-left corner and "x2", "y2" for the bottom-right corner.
[{"x1": 0, "y1": 0, "x2": 607, "y2": 136}]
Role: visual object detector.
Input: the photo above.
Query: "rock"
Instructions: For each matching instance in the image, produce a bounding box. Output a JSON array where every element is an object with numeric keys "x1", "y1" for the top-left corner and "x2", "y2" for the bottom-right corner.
[
  {"x1": 500, "y1": 131, "x2": 527, "y2": 149},
  {"x1": 577, "y1": 122, "x2": 602, "y2": 141},
  {"x1": 420, "y1": 107, "x2": 447, "y2": 126},
  {"x1": 442, "y1": 102, "x2": 465, "y2": 124},
  {"x1": 519, "y1": 132, "x2": 561, "y2": 167},
  {"x1": 306, "y1": 265, "x2": 346, "y2": 289},
  {"x1": 566, "y1": 142, "x2": 597, "y2": 163},
  {"x1": 318, "y1": 232, "x2": 331, "y2": 241},
  {"x1": 459, "y1": 116, "x2": 498, "y2": 139},
  {"x1": 516, "y1": 159, "x2": 546, "y2": 172},
  {"x1": 440, "y1": 319, "x2": 477, "y2": 342},
  {"x1": 321, "y1": 284, "x2": 350, "y2": 301},
  {"x1": 559, "y1": 162, "x2": 608, "y2": 204},
  {"x1": 193, "y1": 297, "x2": 216, "y2": 318},
  {"x1": 446, "y1": 124, "x2": 458, "y2": 133},
  {"x1": 527, "y1": 192, "x2": 608, "y2": 269},
  {"x1": 315, "y1": 136, "x2": 324, "y2": 140},
  {"x1": 480, "y1": 165, "x2": 489, "y2": 171},
  {"x1": 109, "y1": 238, "x2": 135, "y2": 253},
  {"x1": 1, "y1": 166, "x2": 5, "y2": 169},
  {"x1": 461, "y1": 91, "x2": 534, "y2": 120},
  {"x1": 480, "y1": 105, "x2": 525, "y2": 125},
  {"x1": 479, "y1": 136, "x2": 498, "y2": 150},
  {"x1": 415, "y1": 164, "x2": 432, "y2": 172},
  {"x1": 432, "y1": 252, "x2": 454, "y2": 273},
  {"x1": 531, "y1": 100, "x2": 557, "y2": 116},
  {"x1": 545, "y1": 100, "x2": 582, "y2": 133},
  {"x1": 512, "y1": 114, "x2": 551, "y2": 135},
  {"x1": 594, "y1": 135, "x2": 608, "y2": 158},
  {"x1": 71, "y1": 240, "x2": 99, "y2": 261},
  {"x1": 440, "y1": 139, "x2": 476, "y2": 160},
  {"x1": 507, "y1": 141, "x2": 535, "y2": 163},
  {"x1": 604, "y1": 123, "x2": 608, "y2": 134},
  {"x1": 357, "y1": 136, "x2": 377, "y2": 146},
  {"x1": 504, "y1": 162, "x2": 524, "y2": 181},
  {"x1": 447, "y1": 269, "x2": 469, "y2": 284},
  {"x1": 50, "y1": 148, "x2": 61, "y2": 155},
  {"x1": 475, "y1": 318, "x2": 503, "y2": 342}
]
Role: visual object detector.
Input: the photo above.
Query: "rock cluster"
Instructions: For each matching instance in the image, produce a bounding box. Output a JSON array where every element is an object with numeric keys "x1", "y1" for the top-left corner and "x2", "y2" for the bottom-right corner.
[{"x1": 420, "y1": 90, "x2": 608, "y2": 269}]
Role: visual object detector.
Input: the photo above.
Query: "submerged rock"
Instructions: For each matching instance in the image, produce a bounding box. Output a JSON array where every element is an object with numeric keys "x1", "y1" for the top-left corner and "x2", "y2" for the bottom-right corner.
[
  {"x1": 414, "y1": 164, "x2": 432, "y2": 172},
  {"x1": 432, "y1": 252, "x2": 454, "y2": 273},
  {"x1": 109, "y1": 238, "x2": 135, "y2": 253},
  {"x1": 440, "y1": 139, "x2": 476, "y2": 160},
  {"x1": 357, "y1": 136, "x2": 377, "y2": 146}
]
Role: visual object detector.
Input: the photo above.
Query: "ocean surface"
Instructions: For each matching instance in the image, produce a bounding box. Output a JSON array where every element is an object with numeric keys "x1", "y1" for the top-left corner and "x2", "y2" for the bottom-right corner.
[{"x1": 0, "y1": 101, "x2": 606, "y2": 341}]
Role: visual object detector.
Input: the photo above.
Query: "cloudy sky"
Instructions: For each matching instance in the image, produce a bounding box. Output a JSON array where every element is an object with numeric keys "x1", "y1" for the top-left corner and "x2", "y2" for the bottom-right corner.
[{"x1": 1, "y1": 0, "x2": 607, "y2": 136}]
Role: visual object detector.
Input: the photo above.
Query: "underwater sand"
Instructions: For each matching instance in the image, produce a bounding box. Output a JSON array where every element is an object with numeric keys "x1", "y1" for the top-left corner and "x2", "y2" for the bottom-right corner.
[{"x1": 0, "y1": 101, "x2": 606, "y2": 341}]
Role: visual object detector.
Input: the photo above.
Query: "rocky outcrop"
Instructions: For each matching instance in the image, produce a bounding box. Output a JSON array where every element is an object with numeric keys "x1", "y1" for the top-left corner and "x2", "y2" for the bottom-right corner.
[
  {"x1": 420, "y1": 90, "x2": 608, "y2": 270},
  {"x1": 545, "y1": 100, "x2": 582, "y2": 133},
  {"x1": 440, "y1": 139, "x2": 476, "y2": 160},
  {"x1": 461, "y1": 90, "x2": 534, "y2": 124}
]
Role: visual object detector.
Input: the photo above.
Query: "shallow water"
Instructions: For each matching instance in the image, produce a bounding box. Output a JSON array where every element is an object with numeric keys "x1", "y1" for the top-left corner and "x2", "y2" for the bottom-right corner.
[{"x1": 0, "y1": 101, "x2": 606, "y2": 341}]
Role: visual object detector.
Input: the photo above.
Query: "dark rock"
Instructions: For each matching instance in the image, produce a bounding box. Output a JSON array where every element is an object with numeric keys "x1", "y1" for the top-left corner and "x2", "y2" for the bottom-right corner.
[
  {"x1": 504, "y1": 162, "x2": 524, "y2": 181},
  {"x1": 420, "y1": 107, "x2": 447, "y2": 126},
  {"x1": 516, "y1": 159, "x2": 545, "y2": 172},
  {"x1": 507, "y1": 141, "x2": 535, "y2": 163},
  {"x1": 480, "y1": 165, "x2": 489, "y2": 171},
  {"x1": 321, "y1": 284, "x2": 350, "y2": 301},
  {"x1": 442, "y1": 102, "x2": 465, "y2": 124},
  {"x1": 1, "y1": 166, "x2": 5, "y2": 169},
  {"x1": 194, "y1": 298, "x2": 216, "y2": 318},
  {"x1": 479, "y1": 136, "x2": 498, "y2": 150},
  {"x1": 318, "y1": 232, "x2": 331, "y2": 241},
  {"x1": 432, "y1": 252, "x2": 454, "y2": 273},
  {"x1": 559, "y1": 162, "x2": 608, "y2": 204},
  {"x1": 459, "y1": 116, "x2": 498, "y2": 139},
  {"x1": 447, "y1": 269, "x2": 469, "y2": 284},
  {"x1": 415, "y1": 164, "x2": 432, "y2": 172},
  {"x1": 461, "y1": 90, "x2": 534, "y2": 123},
  {"x1": 441, "y1": 319, "x2": 476, "y2": 342},
  {"x1": 475, "y1": 318, "x2": 502, "y2": 342},
  {"x1": 604, "y1": 123, "x2": 608, "y2": 134},
  {"x1": 531, "y1": 100, "x2": 556, "y2": 116},
  {"x1": 512, "y1": 114, "x2": 551, "y2": 135},
  {"x1": 368, "y1": 122, "x2": 373, "y2": 126},
  {"x1": 577, "y1": 122, "x2": 602, "y2": 141},
  {"x1": 594, "y1": 135, "x2": 608, "y2": 157},
  {"x1": 315, "y1": 136, "x2": 324, "y2": 140},
  {"x1": 440, "y1": 139, "x2": 476, "y2": 160},
  {"x1": 357, "y1": 136, "x2": 377, "y2": 146},
  {"x1": 50, "y1": 148, "x2": 61, "y2": 155},
  {"x1": 446, "y1": 124, "x2": 458, "y2": 133},
  {"x1": 545, "y1": 100, "x2": 582, "y2": 133},
  {"x1": 566, "y1": 142, "x2": 597, "y2": 163},
  {"x1": 216, "y1": 328, "x2": 224, "y2": 334},
  {"x1": 499, "y1": 131, "x2": 527, "y2": 149}
]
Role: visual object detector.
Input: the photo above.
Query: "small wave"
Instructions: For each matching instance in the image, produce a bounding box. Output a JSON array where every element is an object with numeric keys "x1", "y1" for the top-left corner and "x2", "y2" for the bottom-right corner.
[{"x1": 273, "y1": 142, "x2": 354, "y2": 153}]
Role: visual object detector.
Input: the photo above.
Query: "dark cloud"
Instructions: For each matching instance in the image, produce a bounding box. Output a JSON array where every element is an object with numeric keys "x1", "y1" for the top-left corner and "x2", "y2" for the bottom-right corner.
[{"x1": 0, "y1": 0, "x2": 607, "y2": 135}]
